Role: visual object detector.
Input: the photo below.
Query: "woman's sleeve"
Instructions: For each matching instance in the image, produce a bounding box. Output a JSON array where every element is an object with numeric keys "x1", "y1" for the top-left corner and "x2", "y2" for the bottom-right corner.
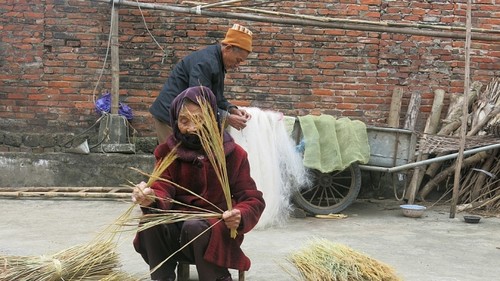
[{"x1": 228, "y1": 147, "x2": 266, "y2": 233}]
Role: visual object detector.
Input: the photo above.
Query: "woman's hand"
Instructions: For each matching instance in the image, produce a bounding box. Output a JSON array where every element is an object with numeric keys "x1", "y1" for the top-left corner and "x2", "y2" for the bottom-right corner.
[
  {"x1": 222, "y1": 209, "x2": 241, "y2": 230},
  {"x1": 131, "y1": 181, "x2": 155, "y2": 206}
]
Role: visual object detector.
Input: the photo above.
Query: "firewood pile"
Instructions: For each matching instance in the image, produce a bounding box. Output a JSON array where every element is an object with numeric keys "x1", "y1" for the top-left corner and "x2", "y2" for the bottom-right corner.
[{"x1": 410, "y1": 77, "x2": 500, "y2": 216}]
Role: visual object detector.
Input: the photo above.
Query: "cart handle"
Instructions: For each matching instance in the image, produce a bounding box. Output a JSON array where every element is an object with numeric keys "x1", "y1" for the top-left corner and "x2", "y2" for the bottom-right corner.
[{"x1": 359, "y1": 142, "x2": 500, "y2": 173}]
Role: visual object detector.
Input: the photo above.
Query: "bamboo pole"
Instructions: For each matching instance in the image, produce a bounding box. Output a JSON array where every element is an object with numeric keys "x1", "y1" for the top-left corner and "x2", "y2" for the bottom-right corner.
[
  {"x1": 0, "y1": 191, "x2": 130, "y2": 199},
  {"x1": 198, "y1": 0, "x2": 246, "y2": 9},
  {"x1": 450, "y1": 0, "x2": 472, "y2": 218},
  {"x1": 0, "y1": 187, "x2": 131, "y2": 193},
  {"x1": 183, "y1": 0, "x2": 500, "y2": 35},
  {"x1": 93, "y1": 0, "x2": 500, "y2": 42}
]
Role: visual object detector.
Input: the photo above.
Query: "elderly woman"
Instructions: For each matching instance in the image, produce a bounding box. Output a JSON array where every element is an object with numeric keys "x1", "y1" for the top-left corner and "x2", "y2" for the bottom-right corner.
[{"x1": 132, "y1": 86, "x2": 265, "y2": 281}]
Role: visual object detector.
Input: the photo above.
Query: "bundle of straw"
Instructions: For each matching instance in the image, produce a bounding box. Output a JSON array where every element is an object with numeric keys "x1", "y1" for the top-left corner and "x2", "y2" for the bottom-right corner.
[
  {"x1": 193, "y1": 96, "x2": 236, "y2": 238},
  {"x1": 287, "y1": 238, "x2": 402, "y2": 281},
  {"x1": 0, "y1": 242, "x2": 137, "y2": 281},
  {"x1": 0, "y1": 187, "x2": 143, "y2": 281},
  {"x1": 125, "y1": 142, "x2": 224, "y2": 233}
]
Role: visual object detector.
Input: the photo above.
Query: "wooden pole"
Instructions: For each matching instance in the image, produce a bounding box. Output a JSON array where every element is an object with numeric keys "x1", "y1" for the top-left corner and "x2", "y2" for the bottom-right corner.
[
  {"x1": 450, "y1": 0, "x2": 472, "y2": 218},
  {"x1": 415, "y1": 90, "x2": 445, "y2": 186},
  {"x1": 185, "y1": 0, "x2": 500, "y2": 35},
  {"x1": 0, "y1": 191, "x2": 130, "y2": 199},
  {"x1": 407, "y1": 89, "x2": 445, "y2": 203},
  {"x1": 403, "y1": 91, "x2": 421, "y2": 203},
  {"x1": 93, "y1": 0, "x2": 500, "y2": 42},
  {"x1": 110, "y1": 2, "x2": 120, "y2": 115},
  {"x1": 387, "y1": 87, "x2": 404, "y2": 128},
  {"x1": 403, "y1": 92, "x2": 421, "y2": 132}
]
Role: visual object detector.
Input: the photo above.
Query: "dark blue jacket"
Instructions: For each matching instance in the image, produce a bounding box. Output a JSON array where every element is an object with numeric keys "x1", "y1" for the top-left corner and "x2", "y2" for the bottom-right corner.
[{"x1": 150, "y1": 45, "x2": 233, "y2": 124}]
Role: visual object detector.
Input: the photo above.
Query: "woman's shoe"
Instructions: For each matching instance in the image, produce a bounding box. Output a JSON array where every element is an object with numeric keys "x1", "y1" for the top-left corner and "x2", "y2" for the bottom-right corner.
[{"x1": 215, "y1": 275, "x2": 233, "y2": 281}]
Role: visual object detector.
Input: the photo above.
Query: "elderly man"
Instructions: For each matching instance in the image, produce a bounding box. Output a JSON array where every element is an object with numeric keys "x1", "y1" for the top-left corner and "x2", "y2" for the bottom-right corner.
[{"x1": 150, "y1": 24, "x2": 254, "y2": 144}]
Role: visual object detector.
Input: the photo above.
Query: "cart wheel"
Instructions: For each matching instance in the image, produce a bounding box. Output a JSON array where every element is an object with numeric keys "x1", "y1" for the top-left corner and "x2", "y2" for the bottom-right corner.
[{"x1": 292, "y1": 162, "x2": 362, "y2": 215}]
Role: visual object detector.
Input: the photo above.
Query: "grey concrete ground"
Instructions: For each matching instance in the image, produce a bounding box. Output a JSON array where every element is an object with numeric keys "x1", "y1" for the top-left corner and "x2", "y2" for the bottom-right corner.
[{"x1": 0, "y1": 198, "x2": 499, "y2": 281}]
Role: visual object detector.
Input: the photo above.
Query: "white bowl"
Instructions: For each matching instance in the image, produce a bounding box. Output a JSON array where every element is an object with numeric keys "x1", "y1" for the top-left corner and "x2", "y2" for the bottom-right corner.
[{"x1": 400, "y1": 204, "x2": 426, "y2": 218}]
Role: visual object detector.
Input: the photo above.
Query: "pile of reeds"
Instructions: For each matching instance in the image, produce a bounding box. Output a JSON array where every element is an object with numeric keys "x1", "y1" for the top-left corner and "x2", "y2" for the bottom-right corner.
[
  {"x1": 0, "y1": 242, "x2": 138, "y2": 281},
  {"x1": 287, "y1": 238, "x2": 402, "y2": 281},
  {"x1": 0, "y1": 189, "x2": 141, "y2": 281},
  {"x1": 415, "y1": 77, "x2": 500, "y2": 215}
]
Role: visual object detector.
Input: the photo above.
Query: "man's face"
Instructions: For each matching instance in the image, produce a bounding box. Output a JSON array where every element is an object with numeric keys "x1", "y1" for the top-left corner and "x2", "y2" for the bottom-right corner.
[
  {"x1": 222, "y1": 45, "x2": 250, "y2": 70},
  {"x1": 177, "y1": 102, "x2": 203, "y2": 135}
]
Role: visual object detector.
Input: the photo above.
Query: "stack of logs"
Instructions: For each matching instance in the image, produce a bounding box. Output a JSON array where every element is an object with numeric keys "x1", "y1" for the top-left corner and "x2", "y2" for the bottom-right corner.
[{"x1": 391, "y1": 77, "x2": 500, "y2": 215}]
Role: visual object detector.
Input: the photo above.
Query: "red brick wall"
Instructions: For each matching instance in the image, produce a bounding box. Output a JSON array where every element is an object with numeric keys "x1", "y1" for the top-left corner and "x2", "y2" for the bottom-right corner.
[{"x1": 1, "y1": 0, "x2": 499, "y2": 137}]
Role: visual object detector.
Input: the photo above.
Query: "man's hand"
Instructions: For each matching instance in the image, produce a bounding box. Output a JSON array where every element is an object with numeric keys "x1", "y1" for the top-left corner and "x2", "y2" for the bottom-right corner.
[
  {"x1": 222, "y1": 209, "x2": 241, "y2": 230},
  {"x1": 132, "y1": 181, "x2": 155, "y2": 206},
  {"x1": 234, "y1": 108, "x2": 251, "y2": 120},
  {"x1": 228, "y1": 108, "x2": 251, "y2": 131}
]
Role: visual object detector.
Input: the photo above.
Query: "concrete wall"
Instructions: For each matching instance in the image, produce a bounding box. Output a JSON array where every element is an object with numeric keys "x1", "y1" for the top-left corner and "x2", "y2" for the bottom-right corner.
[{"x1": 0, "y1": 152, "x2": 154, "y2": 187}]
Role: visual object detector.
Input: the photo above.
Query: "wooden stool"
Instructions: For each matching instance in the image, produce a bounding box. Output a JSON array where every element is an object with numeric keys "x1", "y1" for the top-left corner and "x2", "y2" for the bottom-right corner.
[{"x1": 177, "y1": 262, "x2": 245, "y2": 281}]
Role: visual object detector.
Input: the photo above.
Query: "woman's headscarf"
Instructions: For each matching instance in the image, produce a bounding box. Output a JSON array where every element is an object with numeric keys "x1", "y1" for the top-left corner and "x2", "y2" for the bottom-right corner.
[{"x1": 169, "y1": 86, "x2": 220, "y2": 149}]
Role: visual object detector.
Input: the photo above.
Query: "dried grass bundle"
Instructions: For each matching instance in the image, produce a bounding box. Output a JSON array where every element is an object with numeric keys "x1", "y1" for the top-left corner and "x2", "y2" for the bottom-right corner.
[
  {"x1": 0, "y1": 241, "x2": 138, "y2": 281},
  {"x1": 287, "y1": 238, "x2": 402, "y2": 281},
  {"x1": 0, "y1": 188, "x2": 142, "y2": 281},
  {"x1": 146, "y1": 144, "x2": 179, "y2": 187},
  {"x1": 192, "y1": 95, "x2": 236, "y2": 238},
  {"x1": 127, "y1": 210, "x2": 221, "y2": 233},
  {"x1": 125, "y1": 161, "x2": 224, "y2": 234}
]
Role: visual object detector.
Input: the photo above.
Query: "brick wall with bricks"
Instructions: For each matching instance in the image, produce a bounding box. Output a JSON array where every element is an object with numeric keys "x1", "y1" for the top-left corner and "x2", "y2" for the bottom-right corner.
[{"x1": 1, "y1": 0, "x2": 499, "y2": 151}]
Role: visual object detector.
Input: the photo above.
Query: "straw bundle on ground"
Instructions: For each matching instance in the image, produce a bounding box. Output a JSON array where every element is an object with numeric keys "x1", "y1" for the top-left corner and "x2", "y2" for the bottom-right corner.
[
  {"x1": 0, "y1": 186, "x2": 141, "y2": 281},
  {"x1": 287, "y1": 238, "x2": 402, "y2": 281},
  {"x1": 0, "y1": 242, "x2": 138, "y2": 281}
]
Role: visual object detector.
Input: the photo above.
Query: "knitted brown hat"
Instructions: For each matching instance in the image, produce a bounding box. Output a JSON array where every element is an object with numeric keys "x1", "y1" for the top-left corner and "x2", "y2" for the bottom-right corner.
[{"x1": 221, "y1": 24, "x2": 253, "y2": 52}]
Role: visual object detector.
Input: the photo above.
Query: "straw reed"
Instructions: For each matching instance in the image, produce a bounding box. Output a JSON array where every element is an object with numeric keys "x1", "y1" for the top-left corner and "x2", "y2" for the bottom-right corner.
[
  {"x1": 192, "y1": 95, "x2": 236, "y2": 238},
  {"x1": 0, "y1": 176, "x2": 141, "y2": 281},
  {"x1": 287, "y1": 238, "x2": 402, "y2": 281},
  {"x1": 0, "y1": 241, "x2": 138, "y2": 281}
]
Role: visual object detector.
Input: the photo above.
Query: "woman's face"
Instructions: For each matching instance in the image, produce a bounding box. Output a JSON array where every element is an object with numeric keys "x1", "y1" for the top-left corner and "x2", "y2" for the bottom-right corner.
[{"x1": 177, "y1": 101, "x2": 203, "y2": 135}]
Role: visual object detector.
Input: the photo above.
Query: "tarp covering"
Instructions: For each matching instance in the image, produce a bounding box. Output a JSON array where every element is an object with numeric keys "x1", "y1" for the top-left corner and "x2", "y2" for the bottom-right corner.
[{"x1": 298, "y1": 115, "x2": 370, "y2": 173}]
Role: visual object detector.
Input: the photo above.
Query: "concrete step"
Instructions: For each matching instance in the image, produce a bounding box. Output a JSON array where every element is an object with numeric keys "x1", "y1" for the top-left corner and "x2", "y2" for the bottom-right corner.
[{"x1": 0, "y1": 152, "x2": 154, "y2": 188}]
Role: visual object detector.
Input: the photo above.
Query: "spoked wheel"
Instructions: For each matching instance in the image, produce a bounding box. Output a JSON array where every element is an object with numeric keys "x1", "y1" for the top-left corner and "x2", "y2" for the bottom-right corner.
[{"x1": 292, "y1": 162, "x2": 362, "y2": 215}]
